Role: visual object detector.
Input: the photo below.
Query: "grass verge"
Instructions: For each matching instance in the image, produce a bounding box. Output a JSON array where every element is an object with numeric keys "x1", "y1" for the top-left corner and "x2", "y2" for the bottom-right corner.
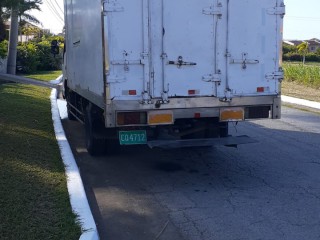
[
  {"x1": 282, "y1": 62, "x2": 320, "y2": 102},
  {"x1": 283, "y1": 62, "x2": 320, "y2": 89},
  {"x1": 23, "y1": 71, "x2": 63, "y2": 81},
  {"x1": 282, "y1": 81, "x2": 320, "y2": 102},
  {"x1": 0, "y1": 71, "x2": 81, "y2": 240}
]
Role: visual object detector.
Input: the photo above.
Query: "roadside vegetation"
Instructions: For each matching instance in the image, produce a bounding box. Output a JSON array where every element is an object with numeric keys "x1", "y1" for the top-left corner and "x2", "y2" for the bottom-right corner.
[
  {"x1": 0, "y1": 72, "x2": 81, "y2": 239},
  {"x1": 283, "y1": 62, "x2": 320, "y2": 88},
  {"x1": 283, "y1": 42, "x2": 320, "y2": 63},
  {"x1": 282, "y1": 62, "x2": 320, "y2": 102},
  {"x1": 0, "y1": 34, "x2": 63, "y2": 74},
  {"x1": 282, "y1": 42, "x2": 320, "y2": 102}
]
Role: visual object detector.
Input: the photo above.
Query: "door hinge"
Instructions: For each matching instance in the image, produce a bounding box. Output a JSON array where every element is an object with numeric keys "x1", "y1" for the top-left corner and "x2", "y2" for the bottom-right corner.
[
  {"x1": 203, "y1": 4, "x2": 222, "y2": 16},
  {"x1": 265, "y1": 70, "x2": 284, "y2": 81},
  {"x1": 267, "y1": 5, "x2": 286, "y2": 16},
  {"x1": 140, "y1": 52, "x2": 149, "y2": 64},
  {"x1": 103, "y1": 0, "x2": 124, "y2": 14},
  {"x1": 161, "y1": 53, "x2": 168, "y2": 59},
  {"x1": 220, "y1": 89, "x2": 233, "y2": 102}
]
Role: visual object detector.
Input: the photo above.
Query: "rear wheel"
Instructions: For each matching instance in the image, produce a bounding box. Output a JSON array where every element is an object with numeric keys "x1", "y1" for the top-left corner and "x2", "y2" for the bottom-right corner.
[{"x1": 84, "y1": 103, "x2": 106, "y2": 156}]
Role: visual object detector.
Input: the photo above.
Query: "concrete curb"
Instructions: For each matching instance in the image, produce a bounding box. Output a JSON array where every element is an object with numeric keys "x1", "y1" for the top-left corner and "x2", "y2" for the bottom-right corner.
[
  {"x1": 50, "y1": 79, "x2": 99, "y2": 240},
  {"x1": 282, "y1": 95, "x2": 320, "y2": 110}
]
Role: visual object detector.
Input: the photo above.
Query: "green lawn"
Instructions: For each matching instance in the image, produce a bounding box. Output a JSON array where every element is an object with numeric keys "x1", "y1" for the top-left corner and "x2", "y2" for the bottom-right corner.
[
  {"x1": 0, "y1": 71, "x2": 81, "y2": 239},
  {"x1": 23, "y1": 71, "x2": 62, "y2": 81},
  {"x1": 283, "y1": 61, "x2": 320, "y2": 66}
]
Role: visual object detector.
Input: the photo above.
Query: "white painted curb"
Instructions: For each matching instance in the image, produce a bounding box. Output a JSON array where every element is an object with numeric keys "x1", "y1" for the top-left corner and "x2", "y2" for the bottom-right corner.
[
  {"x1": 282, "y1": 95, "x2": 320, "y2": 110},
  {"x1": 50, "y1": 80, "x2": 99, "y2": 240}
]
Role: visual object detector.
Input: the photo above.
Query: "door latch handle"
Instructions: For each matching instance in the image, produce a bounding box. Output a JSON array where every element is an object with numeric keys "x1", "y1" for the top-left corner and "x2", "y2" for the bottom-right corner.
[{"x1": 168, "y1": 56, "x2": 197, "y2": 68}]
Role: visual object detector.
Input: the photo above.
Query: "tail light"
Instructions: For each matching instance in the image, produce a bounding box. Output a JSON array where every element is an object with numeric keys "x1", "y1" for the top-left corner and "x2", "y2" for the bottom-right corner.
[{"x1": 117, "y1": 112, "x2": 147, "y2": 126}]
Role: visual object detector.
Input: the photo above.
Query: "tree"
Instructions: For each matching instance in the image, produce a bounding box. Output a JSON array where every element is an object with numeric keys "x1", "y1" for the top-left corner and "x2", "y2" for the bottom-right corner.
[
  {"x1": 0, "y1": 5, "x2": 7, "y2": 41},
  {"x1": 4, "y1": 0, "x2": 41, "y2": 74},
  {"x1": 7, "y1": 8, "x2": 19, "y2": 74},
  {"x1": 297, "y1": 42, "x2": 309, "y2": 65},
  {"x1": 283, "y1": 43, "x2": 296, "y2": 55},
  {"x1": 21, "y1": 25, "x2": 40, "y2": 41}
]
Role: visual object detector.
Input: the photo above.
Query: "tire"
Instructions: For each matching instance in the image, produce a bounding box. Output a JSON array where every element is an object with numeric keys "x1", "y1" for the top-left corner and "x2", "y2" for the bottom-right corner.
[{"x1": 84, "y1": 104, "x2": 106, "y2": 156}]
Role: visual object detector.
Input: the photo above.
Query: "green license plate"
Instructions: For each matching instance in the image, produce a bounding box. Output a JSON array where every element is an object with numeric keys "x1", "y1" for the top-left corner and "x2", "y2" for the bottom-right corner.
[{"x1": 119, "y1": 130, "x2": 147, "y2": 145}]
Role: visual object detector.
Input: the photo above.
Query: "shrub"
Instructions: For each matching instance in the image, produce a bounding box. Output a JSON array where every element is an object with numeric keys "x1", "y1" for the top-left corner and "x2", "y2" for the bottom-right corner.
[
  {"x1": 0, "y1": 40, "x2": 8, "y2": 58},
  {"x1": 16, "y1": 42, "x2": 39, "y2": 73},
  {"x1": 305, "y1": 53, "x2": 320, "y2": 62},
  {"x1": 283, "y1": 52, "x2": 320, "y2": 63},
  {"x1": 283, "y1": 52, "x2": 303, "y2": 62},
  {"x1": 16, "y1": 38, "x2": 63, "y2": 73},
  {"x1": 36, "y1": 40, "x2": 62, "y2": 71},
  {"x1": 283, "y1": 43, "x2": 296, "y2": 54}
]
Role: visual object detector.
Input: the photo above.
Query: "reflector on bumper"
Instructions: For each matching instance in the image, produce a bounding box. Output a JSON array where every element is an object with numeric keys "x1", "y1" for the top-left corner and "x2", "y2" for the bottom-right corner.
[
  {"x1": 220, "y1": 107, "x2": 244, "y2": 122},
  {"x1": 148, "y1": 110, "x2": 173, "y2": 125}
]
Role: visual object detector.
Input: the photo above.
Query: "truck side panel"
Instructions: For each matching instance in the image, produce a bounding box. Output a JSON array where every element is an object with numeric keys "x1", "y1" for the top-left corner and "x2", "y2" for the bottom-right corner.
[{"x1": 64, "y1": 0, "x2": 105, "y2": 108}]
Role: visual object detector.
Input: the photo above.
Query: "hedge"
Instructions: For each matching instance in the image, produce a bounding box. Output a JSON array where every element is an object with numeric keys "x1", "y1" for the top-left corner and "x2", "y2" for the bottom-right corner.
[
  {"x1": 0, "y1": 39, "x2": 63, "y2": 74},
  {"x1": 0, "y1": 40, "x2": 8, "y2": 58},
  {"x1": 16, "y1": 41, "x2": 62, "y2": 74},
  {"x1": 283, "y1": 52, "x2": 320, "y2": 62}
]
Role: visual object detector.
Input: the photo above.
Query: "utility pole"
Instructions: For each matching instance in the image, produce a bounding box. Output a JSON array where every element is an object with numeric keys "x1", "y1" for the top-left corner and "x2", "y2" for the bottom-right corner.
[{"x1": 7, "y1": 8, "x2": 19, "y2": 75}]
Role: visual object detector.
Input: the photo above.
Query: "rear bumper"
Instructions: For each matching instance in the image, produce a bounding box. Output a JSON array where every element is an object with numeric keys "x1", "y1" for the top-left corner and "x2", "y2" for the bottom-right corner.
[
  {"x1": 105, "y1": 95, "x2": 281, "y2": 128},
  {"x1": 147, "y1": 135, "x2": 257, "y2": 149}
]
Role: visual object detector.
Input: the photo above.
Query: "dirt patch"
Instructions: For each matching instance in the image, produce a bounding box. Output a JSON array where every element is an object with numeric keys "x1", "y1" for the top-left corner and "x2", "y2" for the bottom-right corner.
[{"x1": 282, "y1": 81, "x2": 320, "y2": 102}]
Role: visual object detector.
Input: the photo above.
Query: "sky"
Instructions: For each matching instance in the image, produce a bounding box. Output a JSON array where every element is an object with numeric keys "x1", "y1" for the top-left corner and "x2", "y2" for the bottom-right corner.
[
  {"x1": 283, "y1": 0, "x2": 320, "y2": 40},
  {"x1": 30, "y1": 0, "x2": 64, "y2": 34},
  {"x1": 30, "y1": 0, "x2": 320, "y2": 40}
]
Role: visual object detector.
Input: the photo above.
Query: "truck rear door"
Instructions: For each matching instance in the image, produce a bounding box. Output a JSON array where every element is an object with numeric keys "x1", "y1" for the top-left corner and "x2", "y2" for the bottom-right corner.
[
  {"x1": 156, "y1": 0, "x2": 223, "y2": 99},
  {"x1": 104, "y1": 0, "x2": 225, "y2": 101},
  {"x1": 158, "y1": 0, "x2": 285, "y2": 99},
  {"x1": 104, "y1": 0, "x2": 284, "y2": 101},
  {"x1": 225, "y1": 0, "x2": 285, "y2": 97},
  {"x1": 104, "y1": 0, "x2": 150, "y2": 101}
]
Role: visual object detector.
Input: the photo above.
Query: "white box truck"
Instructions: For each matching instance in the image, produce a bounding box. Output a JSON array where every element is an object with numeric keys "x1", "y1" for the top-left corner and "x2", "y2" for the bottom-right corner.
[{"x1": 62, "y1": 0, "x2": 285, "y2": 155}]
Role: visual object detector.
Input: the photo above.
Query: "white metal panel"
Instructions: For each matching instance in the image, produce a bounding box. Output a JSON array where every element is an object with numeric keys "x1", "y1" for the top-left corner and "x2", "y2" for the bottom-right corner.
[
  {"x1": 105, "y1": 0, "x2": 225, "y2": 100},
  {"x1": 103, "y1": 0, "x2": 284, "y2": 102},
  {"x1": 65, "y1": 0, "x2": 105, "y2": 105},
  {"x1": 104, "y1": 0, "x2": 149, "y2": 101},
  {"x1": 161, "y1": 0, "x2": 218, "y2": 98},
  {"x1": 225, "y1": 0, "x2": 284, "y2": 97}
]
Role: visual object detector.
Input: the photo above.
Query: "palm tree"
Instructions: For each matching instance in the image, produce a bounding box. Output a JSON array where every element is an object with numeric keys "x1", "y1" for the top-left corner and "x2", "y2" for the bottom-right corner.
[
  {"x1": 4, "y1": 0, "x2": 42, "y2": 74},
  {"x1": 297, "y1": 42, "x2": 309, "y2": 65}
]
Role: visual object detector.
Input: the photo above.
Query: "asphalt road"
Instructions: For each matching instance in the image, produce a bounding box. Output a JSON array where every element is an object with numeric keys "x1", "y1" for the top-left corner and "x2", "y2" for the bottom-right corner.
[{"x1": 62, "y1": 106, "x2": 320, "y2": 240}]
